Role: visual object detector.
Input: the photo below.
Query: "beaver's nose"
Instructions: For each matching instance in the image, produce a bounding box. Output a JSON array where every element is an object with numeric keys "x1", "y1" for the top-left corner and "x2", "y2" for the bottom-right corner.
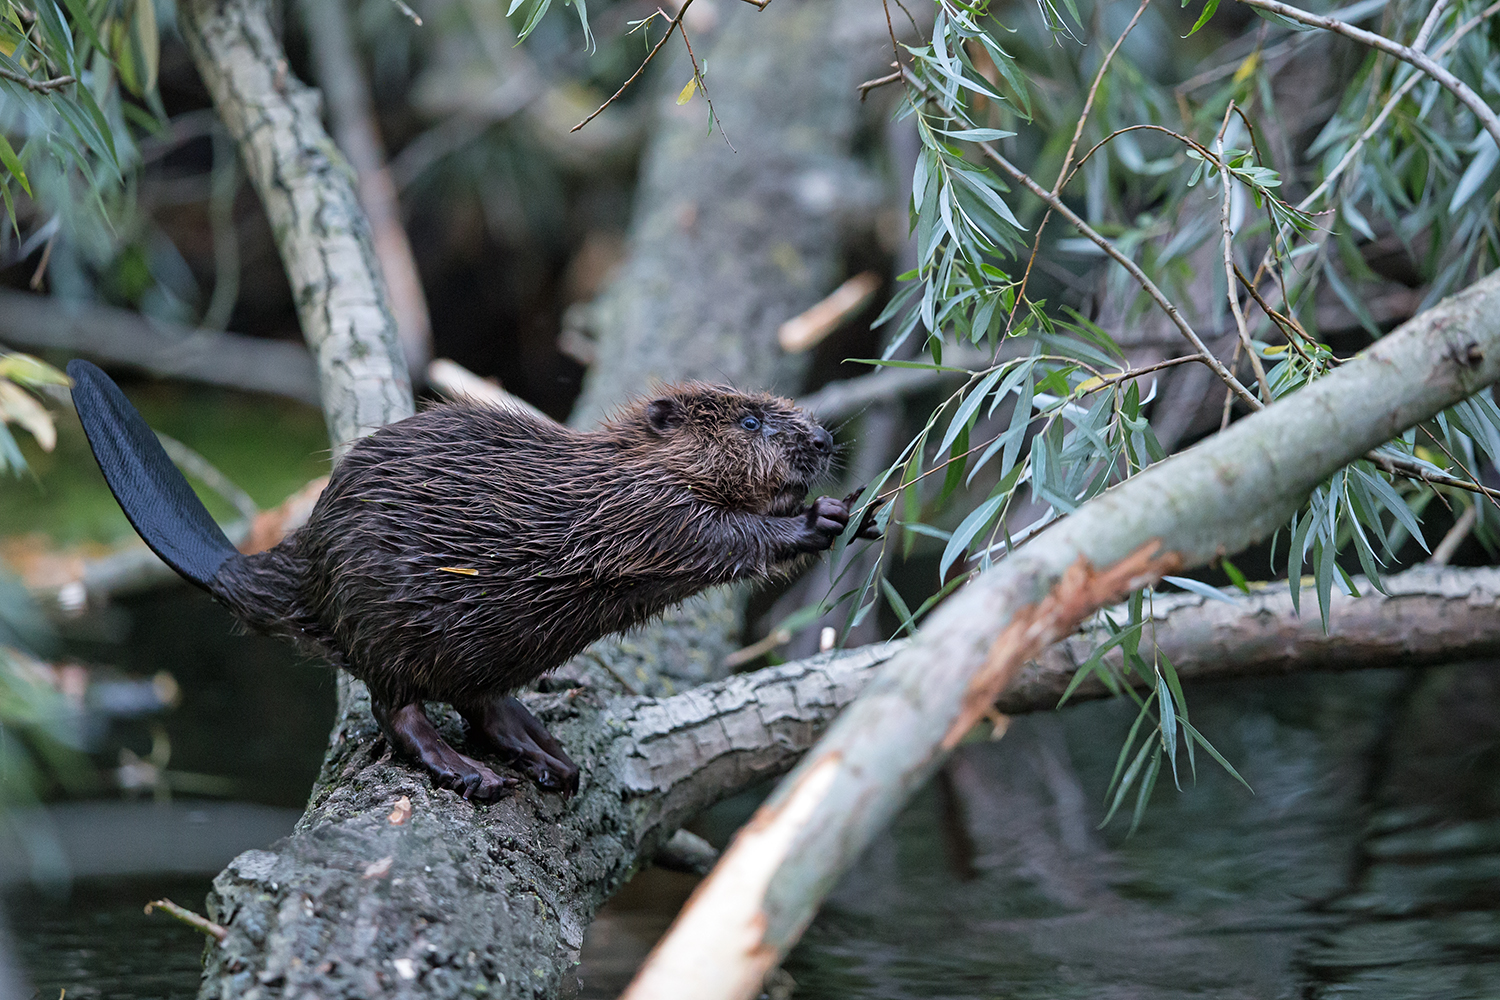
[{"x1": 811, "y1": 426, "x2": 833, "y2": 454}]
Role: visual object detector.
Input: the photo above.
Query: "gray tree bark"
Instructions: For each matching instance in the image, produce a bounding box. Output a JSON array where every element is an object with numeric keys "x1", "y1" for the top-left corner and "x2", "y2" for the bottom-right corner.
[
  {"x1": 181, "y1": 0, "x2": 897, "y2": 996},
  {"x1": 0, "y1": 288, "x2": 320, "y2": 405}
]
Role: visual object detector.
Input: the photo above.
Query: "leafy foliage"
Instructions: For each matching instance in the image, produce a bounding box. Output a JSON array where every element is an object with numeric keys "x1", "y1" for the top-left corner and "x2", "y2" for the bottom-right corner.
[
  {"x1": 0, "y1": 350, "x2": 66, "y2": 475},
  {"x1": 822, "y1": 0, "x2": 1500, "y2": 823}
]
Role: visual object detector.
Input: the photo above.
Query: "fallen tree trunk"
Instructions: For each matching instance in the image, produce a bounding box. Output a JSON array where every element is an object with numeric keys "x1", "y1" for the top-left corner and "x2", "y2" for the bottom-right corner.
[
  {"x1": 179, "y1": 0, "x2": 896, "y2": 995},
  {"x1": 624, "y1": 268, "x2": 1500, "y2": 999}
]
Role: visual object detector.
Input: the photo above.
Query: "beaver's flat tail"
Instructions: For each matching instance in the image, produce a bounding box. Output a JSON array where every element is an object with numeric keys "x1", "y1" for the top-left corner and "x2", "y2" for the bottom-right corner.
[{"x1": 67, "y1": 359, "x2": 239, "y2": 590}]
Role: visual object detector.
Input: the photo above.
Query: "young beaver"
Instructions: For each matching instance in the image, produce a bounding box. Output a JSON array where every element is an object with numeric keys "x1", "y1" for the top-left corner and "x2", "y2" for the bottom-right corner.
[{"x1": 68, "y1": 361, "x2": 865, "y2": 801}]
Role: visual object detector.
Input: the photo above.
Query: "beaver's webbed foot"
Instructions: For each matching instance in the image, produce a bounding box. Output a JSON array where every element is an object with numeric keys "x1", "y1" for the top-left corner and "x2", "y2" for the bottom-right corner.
[
  {"x1": 372, "y1": 698, "x2": 516, "y2": 802},
  {"x1": 463, "y1": 695, "x2": 580, "y2": 795}
]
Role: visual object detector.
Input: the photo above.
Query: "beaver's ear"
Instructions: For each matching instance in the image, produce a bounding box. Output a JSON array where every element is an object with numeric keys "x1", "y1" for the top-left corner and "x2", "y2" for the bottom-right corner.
[{"x1": 646, "y1": 398, "x2": 683, "y2": 434}]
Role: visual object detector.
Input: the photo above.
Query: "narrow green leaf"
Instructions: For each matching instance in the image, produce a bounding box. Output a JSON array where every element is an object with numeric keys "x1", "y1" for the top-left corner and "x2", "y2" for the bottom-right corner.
[
  {"x1": 1220, "y1": 558, "x2": 1250, "y2": 594},
  {"x1": 1314, "y1": 538, "x2": 1335, "y2": 633},
  {"x1": 0, "y1": 133, "x2": 30, "y2": 196},
  {"x1": 1162, "y1": 575, "x2": 1237, "y2": 605},
  {"x1": 880, "y1": 577, "x2": 917, "y2": 637},
  {"x1": 1182, "y1": 719, "x2": 1252, "y2": 792},
  {"x1": 1186, "y1": 3, "x2": 1222, "y2": 44},
  {"x1": 939, "y1": 489, "x2": 1006, "y2": 580},
  {"x1": 1102, "y1": 719, "x2": 1156, "y2": 828},
  {"x1": 937, "y1": 366, "x2": 1007, "y2": 457},
  {"x1": 1128, "y1": 747, "x2": 1162, "y2": 835},
  {"x1": 1157, "y1": 668, "x2": 1179, "y2": 789}
]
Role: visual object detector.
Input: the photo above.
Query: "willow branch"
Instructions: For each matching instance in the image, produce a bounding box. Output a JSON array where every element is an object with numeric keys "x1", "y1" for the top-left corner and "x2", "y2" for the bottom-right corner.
[
  {"x1": 1216, "y1": 106, "x2": 1271, "y2": 403},
  {"x1": 902, "y1": 69, "x2": 1261, "y2": 410},
  {"x1": 624, "y1": 268, "x2": 1500, "y2": 1000},
  {"x1": 1231, "y1": 0, "x2": 1500, "y2": 150},
  {"x1": 0, "y1": 66, "x2": 74, "y2": 92},
  {"x1": 1005, "y1": 0, "x2": 1150, "y2": 335}
]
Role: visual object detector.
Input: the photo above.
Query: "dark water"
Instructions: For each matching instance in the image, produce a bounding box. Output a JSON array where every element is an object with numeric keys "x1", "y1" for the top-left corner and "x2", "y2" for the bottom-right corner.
[
  {"x1": 9, "y1": 584, "x2": 1500, "y2": 999},
  {"x1": 776, "y1": 666, "x2": 1500, "y2": 1000},
  {"x1": 10, "y1": 875, "x2": 217, "y2": 1000}
]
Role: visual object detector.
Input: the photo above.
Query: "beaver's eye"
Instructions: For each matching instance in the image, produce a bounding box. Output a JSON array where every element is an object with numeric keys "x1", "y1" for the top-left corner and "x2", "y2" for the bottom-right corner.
[{"x1": 740, "y1": 415, "x2": 761, "y2": 432}]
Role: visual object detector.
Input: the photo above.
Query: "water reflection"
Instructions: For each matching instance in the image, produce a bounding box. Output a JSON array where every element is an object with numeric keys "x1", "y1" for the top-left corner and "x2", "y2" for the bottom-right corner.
[{"x1": 771, "y1": 666, "x2": 1500, "y2": 1000}]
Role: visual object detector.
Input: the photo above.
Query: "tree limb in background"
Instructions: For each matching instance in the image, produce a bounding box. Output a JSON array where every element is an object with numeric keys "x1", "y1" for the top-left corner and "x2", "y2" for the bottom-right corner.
[
  {"x1": 178, "y1": 0, "x2": 412, "y2": 456},
  {"x1": 623, "y1": 269, "x2": 1500, "y2": 1000},
  {"x1": 0, "y1": 289, "x2": 321, "y2": 406},
  {"x1": 300, "y1": 0, "x2": 434, "y2": 382}
]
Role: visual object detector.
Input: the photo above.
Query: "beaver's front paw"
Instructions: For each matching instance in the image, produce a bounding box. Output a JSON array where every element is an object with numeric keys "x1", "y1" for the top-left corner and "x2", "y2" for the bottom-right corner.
[{"x1": 798, "y1": 495, "x2": 850, "y2": 551}]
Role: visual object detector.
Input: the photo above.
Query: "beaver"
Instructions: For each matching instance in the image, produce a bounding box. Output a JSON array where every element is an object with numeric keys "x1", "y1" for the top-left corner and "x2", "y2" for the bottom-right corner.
[{"x1": 68, "y1": 361, "x2": 872, "y2": 801}]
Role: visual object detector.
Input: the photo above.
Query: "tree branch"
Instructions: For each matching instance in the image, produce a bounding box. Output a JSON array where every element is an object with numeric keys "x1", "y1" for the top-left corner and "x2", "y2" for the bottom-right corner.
[
  {"x1": 0, "y1": 66, "x2": 74, "y2": 92},
  {"x1": 0, "y1": 289, "x2": 321, "y2": 406},
  {"x1": 624, "y1": 269, "x2": 1500, "y2": 999},
  {"x1": 178, "y1": 0, "x2": 413, "y2": 457},
  {"x1": 300, "y1": 0, "x2": 433, "y2": 382},
  {"x1": 1231, "y1": 0, "x2": 1500, "y2": 150}
]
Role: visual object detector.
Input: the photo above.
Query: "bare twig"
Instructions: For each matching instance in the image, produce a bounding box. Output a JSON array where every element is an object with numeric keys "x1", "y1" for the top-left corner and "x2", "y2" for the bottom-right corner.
[
  {"x1": 0, "y1": 66, "x2": 74, "y2": 92},
  {"x1": 1429, "y1": 502, "x2": 1476, "y2": 565},
  {"x1": 425, "y1": 357, "x2": 552, "y2": 423},
  {"x1": 778, "y1": 271, "x2": 881, "y2": 352},
  {"x1": 1232, "y1": 261, "x2": 1315, "y2": 360},
  {"x1": 1215, "y1": 104, "x2": 1271, "y2": 403},
  {"x1": 724, "y1": 628, "x2": 793, "y2": 668},
  {"x1": 857, "y1": 69, "x2": 902, "y2": 98},
  {"x1": 27, "y1": 231, "x2": 54, "y2": 291},
  {"x1": 1412, "y1": 0, "x2": 1452, "y2": 49},
  {"x1": 154, "y1": 432, "x2": 260, "y2": 523},
  {"x1": 1370, "y1": 451, "x2": 1500, "y2": 502},
  {"x1": 1004, "y1": 0, "x2": 1150, "y2": 337},
  {"x1": 144, "y1": 899, "x2": 228, "y2": 943},
  {"x1": 1231, "y1": 0, "x2": 1500, "y2": 149},
  {"x1": 573, "y1": 3, "x2": 697, "y2": 132}
]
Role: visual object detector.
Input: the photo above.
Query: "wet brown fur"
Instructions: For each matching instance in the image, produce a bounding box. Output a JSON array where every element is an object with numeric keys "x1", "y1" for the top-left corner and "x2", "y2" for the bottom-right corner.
[{"x1": 210, "y1": 383, "x2": 847, "y2": 793}]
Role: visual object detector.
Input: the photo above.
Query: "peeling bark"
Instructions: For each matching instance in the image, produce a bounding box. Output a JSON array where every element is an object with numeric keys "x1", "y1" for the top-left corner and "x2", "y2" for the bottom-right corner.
[{"x1": 627, "y1": 269, "x2": 1500, "y2": 1000}]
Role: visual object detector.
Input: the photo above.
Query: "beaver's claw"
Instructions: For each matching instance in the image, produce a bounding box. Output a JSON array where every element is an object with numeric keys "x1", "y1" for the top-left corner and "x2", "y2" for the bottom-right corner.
[{"x1": 841, "y1": 486, "x2": 885, "y2": 540}]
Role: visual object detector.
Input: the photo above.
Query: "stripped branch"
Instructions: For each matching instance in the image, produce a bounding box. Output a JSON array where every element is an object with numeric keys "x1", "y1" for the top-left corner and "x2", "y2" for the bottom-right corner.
[{"x1": 623, "y1": 268, "x2": 1500, "y2": 1000}]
